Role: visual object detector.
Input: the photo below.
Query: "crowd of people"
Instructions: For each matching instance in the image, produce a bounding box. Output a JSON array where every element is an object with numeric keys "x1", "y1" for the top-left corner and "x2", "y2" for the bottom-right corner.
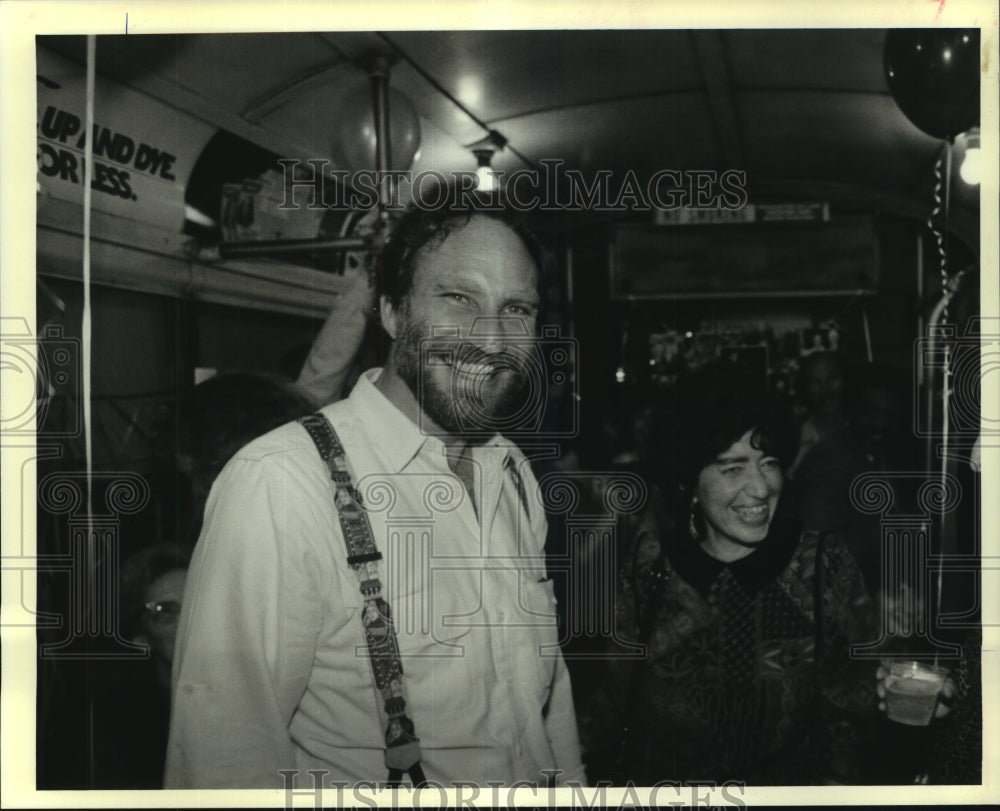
[{"x1": 87, "y1": 187, "x2": 979, "y2": 790}]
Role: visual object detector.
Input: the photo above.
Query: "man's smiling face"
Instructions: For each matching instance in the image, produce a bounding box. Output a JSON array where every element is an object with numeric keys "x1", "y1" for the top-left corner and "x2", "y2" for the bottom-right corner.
[{"x1": 382, "y1": 215, "x2": 541, "y2": 436}]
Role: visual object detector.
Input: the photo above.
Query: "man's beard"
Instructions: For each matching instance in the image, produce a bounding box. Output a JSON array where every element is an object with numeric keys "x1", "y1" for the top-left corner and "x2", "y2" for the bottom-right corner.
[{"x1": 393, "y1": 314, "x2": 533, "y2": 436}]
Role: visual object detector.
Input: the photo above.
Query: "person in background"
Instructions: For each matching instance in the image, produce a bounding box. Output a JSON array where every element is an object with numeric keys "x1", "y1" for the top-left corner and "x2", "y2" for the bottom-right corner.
[
  {"x1": 292, "y1": 264, "x2": 377, "y2": 407},
  {"x1": 174, "y1": 372, "x2": 315, "y2": 542},
  {"x1": 552, "y1": 394, "x2": 677, "y2": 711},
  {"x1": 787, "y1": 362, "x2": 913, "y2": 591},
  {"x1": 122, "y1": 545, "x2": 193, "y2": 691},
  {"x1": 581, "y1": 362, "x2": 878, "y2": 786},
  {"x1": 89, "y1": 543, "x2": 192, "y2": 789},
  {"x1": 91, "y1": 373, "x2": 316, "y2": 787},
  {"x1": 787, "y1": 350, "x2": 848, "y2": 478}
]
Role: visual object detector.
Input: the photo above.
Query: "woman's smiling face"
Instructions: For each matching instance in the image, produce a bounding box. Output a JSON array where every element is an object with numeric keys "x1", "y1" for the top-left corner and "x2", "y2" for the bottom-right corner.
[{"x1": 695, "y1": 429, "x2": 783, "y2": 562}]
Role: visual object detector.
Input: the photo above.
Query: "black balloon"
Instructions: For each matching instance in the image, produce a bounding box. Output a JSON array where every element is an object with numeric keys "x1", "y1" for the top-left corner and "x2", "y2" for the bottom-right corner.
[{"x1": 884, "y1": 28, "x2": 980, "y2": 140}]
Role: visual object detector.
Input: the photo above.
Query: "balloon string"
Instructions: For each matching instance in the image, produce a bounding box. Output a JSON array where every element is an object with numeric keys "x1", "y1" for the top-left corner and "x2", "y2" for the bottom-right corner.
[
  {"x1": 926, "y1": 145, "x2": 949, "y2": 322},
  {"x1": 925, "y1": 141, "x2": 953, "y2": 664}
]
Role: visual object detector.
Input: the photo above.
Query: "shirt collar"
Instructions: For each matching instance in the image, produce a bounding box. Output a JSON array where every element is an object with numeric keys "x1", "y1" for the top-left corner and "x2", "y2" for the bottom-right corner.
[
  {"x1": 345, "y1": 368, "x2": 511, "y2": 473},
  {"x1": 669, "y1": 515, "x2": 802, "y2": 598}
]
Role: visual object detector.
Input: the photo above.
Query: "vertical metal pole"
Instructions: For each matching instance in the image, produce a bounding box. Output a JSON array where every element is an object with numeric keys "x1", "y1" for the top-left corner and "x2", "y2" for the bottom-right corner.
[
  {"x1": 916, "y1": 231, "x2": 924, "y2": 384},
  {"x1": 369, "y1": 55, "x2": 392, "y2": 229},
  {"x1": 565, "y1": 247, "x2": 574, "y2": 338},
  {"x1": 82, "y1": 33, "x2": 97, "y2": 789}
]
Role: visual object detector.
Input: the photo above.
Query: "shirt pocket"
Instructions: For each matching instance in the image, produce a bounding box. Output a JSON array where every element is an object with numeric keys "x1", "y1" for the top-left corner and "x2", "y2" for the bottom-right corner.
[
  {"x1": 388, "y1": 565, "x2": 476, "y2": 652},
  {"x1": 389, "y1": 573, "x2": 476, "y2": 693},
  {"x1": 393, "y1": 607, "x2": 473, "y2": 657},
  {"x1": 392, "y1": 612, "x2": 474, "y2": 738}
]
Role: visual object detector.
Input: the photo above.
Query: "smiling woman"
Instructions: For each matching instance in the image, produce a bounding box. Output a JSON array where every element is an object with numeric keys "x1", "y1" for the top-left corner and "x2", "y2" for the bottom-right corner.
[
  {"x1": 579, "y1": 362, "x2": 880, "y2": 786},
  {"x1": 675, "y1": 364, "x2": 797, "y2": 562},
  {"x1": 693, "y1": 429, "x2": 784, "y2": 561}
]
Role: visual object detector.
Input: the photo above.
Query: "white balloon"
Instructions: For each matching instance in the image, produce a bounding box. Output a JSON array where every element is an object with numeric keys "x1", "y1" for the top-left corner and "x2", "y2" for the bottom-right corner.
[{"x1": 331, "y1": 87, "x2": 421, "y2": 174}]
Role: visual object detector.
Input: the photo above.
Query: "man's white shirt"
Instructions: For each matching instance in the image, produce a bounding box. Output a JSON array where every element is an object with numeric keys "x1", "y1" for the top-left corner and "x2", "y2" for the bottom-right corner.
[{"x1": 165, "y1": 368, "x2": 584, "y2": 788}]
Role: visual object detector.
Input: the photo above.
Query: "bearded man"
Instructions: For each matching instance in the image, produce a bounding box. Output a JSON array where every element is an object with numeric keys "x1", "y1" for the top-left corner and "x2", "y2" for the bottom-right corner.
[{"x1": 164, "y1": 191, "x2": 584, "y2": 789}]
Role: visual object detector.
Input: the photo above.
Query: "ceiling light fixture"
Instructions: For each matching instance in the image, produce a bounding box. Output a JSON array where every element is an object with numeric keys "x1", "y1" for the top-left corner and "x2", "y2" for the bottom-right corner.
[
  {"x1": 957, "y1": 127, "x2": 981, "y2": 186},
  {"x1": 467, "y1": 130, "x2": 508, "y2": 192},
  {"x1": 474, "y1": 149, "x2": 497, "y2": 192}
]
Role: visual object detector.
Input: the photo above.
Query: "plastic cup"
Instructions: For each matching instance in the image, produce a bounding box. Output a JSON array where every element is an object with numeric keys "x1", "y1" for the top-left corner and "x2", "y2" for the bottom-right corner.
[{"x1": 881, "y1": 659, "x2": 948, "y2": 726}]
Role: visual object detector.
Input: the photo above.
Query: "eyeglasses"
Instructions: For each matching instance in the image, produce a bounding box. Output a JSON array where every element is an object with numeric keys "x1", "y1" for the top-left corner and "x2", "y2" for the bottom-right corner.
[{"x1": 144, "y1": 600, "x2": 181, "y2": 623}]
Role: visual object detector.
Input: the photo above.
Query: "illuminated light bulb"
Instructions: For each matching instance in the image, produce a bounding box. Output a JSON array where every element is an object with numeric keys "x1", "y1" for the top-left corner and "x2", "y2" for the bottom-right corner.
[
  {"x1": 959, "y1": 146, "x2": 981, "y2": 185},
  {"x1": 468, "y1": 132, "x2": 508, "y2": 193},
  {"x1": 615, "y1": 367, "x2": 626, "y2": 383},
  {"x1": 476, "y1": 164, "x2": 497, "y2": 192},
  {"x1": 957, "y1": 128, "x2": 981, "y2": 186}
]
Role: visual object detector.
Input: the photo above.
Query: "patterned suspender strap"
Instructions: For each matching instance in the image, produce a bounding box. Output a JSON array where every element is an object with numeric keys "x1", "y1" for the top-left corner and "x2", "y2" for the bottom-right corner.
[{"x1": 298, "y1": 413, "x2": 427, "y2": 788}]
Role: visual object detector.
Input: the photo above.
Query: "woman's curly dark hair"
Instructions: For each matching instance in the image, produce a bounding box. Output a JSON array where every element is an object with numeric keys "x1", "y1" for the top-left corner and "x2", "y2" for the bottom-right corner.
[{"x1": 667, "y1": 361, "x2": 798, "y2": 493}]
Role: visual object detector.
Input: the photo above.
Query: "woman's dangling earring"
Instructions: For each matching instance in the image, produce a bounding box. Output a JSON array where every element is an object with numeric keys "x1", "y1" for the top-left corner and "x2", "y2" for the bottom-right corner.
[{"x1": 688, "y1": 497, "x2": 701, "y2": 540}]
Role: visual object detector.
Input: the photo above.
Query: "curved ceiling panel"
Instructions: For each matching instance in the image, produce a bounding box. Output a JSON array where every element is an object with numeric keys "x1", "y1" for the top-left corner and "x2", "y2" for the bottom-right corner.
[{"x1": 40, "y1": 28, "x2": 981, "y2": 240}]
